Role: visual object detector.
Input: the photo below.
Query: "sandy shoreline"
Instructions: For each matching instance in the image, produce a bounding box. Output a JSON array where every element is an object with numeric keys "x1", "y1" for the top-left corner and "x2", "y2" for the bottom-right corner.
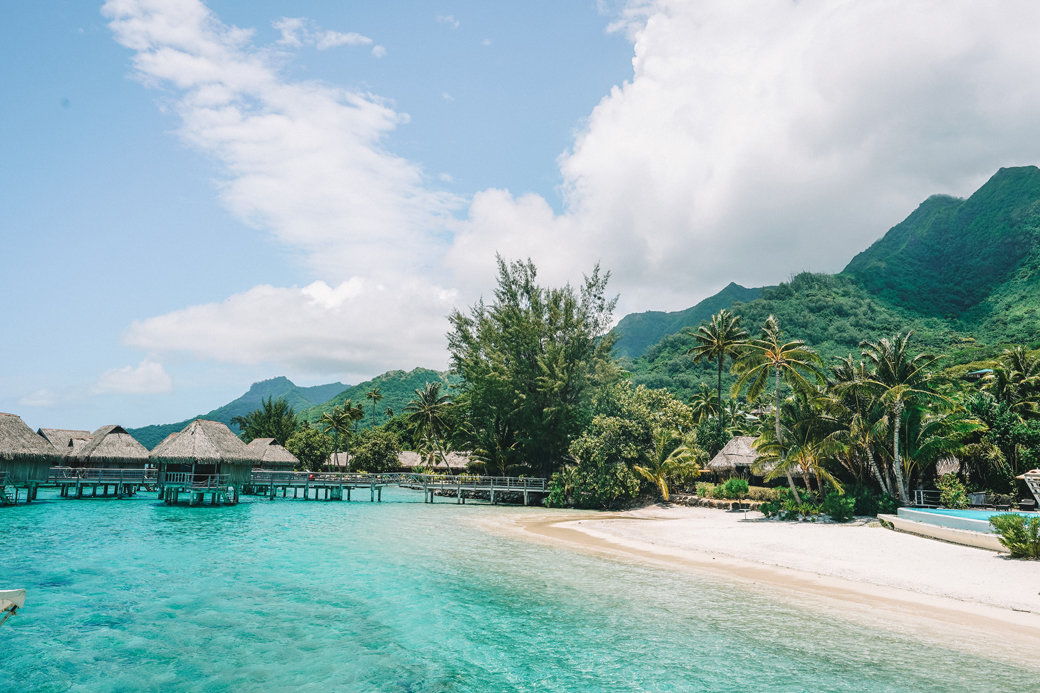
[{"x1": 483, "y1": 504, "x2": 1040, "y2": 666}]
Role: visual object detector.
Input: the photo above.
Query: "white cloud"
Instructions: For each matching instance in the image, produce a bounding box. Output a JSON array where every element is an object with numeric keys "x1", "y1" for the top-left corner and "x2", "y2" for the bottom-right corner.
[
  {"x1": 437, "y1": 15, "x2": 460, "y2": 30},
  {"x1": 104, "y1": 0, "x2": 1040, "y2": 380},
  {"x1": 124, "y1": 278, "x2": 456, "y2": 377},
  {"x1": 94, "y1": 359, "x2": 173, "y2": 395},
  {"x1": 371, "y1": 44, "x2": 386, "y2": 59},
  {"x1": 273, "y1": 16, "x2": 373, "y2": 51},
  {"x1": 19, "y1": 389, "x2": 61, "y2": 408}
]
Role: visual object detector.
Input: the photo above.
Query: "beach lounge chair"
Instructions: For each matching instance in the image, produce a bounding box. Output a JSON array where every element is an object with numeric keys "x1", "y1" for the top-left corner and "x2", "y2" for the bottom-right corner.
[{"x1": 1019, "y1": 498, "x2": 1037, "y2": 512}]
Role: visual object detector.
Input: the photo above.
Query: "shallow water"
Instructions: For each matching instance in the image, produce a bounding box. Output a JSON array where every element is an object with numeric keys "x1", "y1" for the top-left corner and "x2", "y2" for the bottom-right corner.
[{"x1": 2, "y1": 489, "x2": 1036, "y2": 691}]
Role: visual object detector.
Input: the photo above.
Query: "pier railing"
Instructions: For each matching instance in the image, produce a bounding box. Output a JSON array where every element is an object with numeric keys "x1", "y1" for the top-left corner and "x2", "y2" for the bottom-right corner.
[
  {"x1": 249, "y1": 470, "x2": 547, "y2": 491},
  {"x1": 48, "y1": 467, "x2": 158, "y2": 484},
  {"x1": 162, "y1": 472, "x2": 230, "y2": 489}
]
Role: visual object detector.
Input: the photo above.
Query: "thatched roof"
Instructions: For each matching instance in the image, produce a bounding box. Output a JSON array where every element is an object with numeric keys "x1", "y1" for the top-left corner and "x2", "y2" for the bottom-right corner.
[
  {"x1": 0, "y1": 414, "x2": 63, "y2": 462},
  {"x1": 707, "y1": 436, "x2": 759, "y2": 471},
  {"x1": 71, "y1": 425, "x2": 151, "y2": 465},
  {"x1": 150, "y1": 419, "x2": 253, "y2": 464},
  {"x1": 245, "y1": 438, "x2": 299, "y2": 466},
  {"x1": 38, "y1": 428, "x2": 92, "y2": 455}
]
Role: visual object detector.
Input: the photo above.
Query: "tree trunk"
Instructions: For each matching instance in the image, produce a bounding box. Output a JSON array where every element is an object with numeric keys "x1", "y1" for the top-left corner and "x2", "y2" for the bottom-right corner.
[
  {"x1": 865, "y1": 444, "x2": 890, "y2": 496},
  {"x1": 891, "y1": 401, "x2": 909, "y2": 504},
  {"x1": 717, "y1": 356, "x2": 725, "y2": 439},
  {"x1": 775, "y1": 367, "x2": 801, "y2": 503}
]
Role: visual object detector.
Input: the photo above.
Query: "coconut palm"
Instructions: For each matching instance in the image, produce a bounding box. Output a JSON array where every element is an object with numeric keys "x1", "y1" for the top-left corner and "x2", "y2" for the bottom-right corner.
[
  {"x1": 731, "y1": 315, "x2": 825, "y2": 502},
  {"x1": 404, "y1": 383, "x2": 453, "y2": 473},
  {"x1": 828, "y1": 355, "x2": 891, "y2": 495},
  {"x1": 753, "y1": 389, "x2": 843, "y2": 495},
  {"x1": 985, "y1": 346, "x2": 1040, "y2": 417},
  {"x1": 859, "y1": 333, "x2": 946, "y2": 504},
  {"x1": 633, "y1": 429, "x2": 702, "y2": 501},
  {"x1": 689, "y1": 384, "x2": 720, "y2": 424},
  {"x1": 687, "y1": 309, "x2": 748, "y2": 435},
  {"x1": 366, "y1": 387, "x2": 384, "y2": 419}
]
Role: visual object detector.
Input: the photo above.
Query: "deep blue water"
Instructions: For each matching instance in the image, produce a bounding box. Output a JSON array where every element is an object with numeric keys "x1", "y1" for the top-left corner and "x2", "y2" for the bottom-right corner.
[{"x1": 2, "y1": 489, "x2": 1038, "y2": 691}]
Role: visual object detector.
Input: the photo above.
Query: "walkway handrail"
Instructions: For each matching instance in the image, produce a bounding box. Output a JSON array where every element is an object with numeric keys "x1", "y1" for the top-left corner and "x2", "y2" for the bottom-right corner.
[
  {"x1": 48, "y1": 467, "x2": 158, "y2": 483},
  {"x1": 162, "y1": 472, "x2": 230, "y2": 488},
  {"x1": 249, "y1": 470, "x2": 548, "y2": 490}
]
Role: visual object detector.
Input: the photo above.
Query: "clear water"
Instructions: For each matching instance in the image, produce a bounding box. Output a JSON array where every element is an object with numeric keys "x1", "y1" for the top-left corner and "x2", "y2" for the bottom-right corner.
[
  {"x1": 3, "y1": 489, "x2": 1037, "y2": 692},
  {"x1": 915, "y1": 508, "x2": 1040, "y2": 522}
]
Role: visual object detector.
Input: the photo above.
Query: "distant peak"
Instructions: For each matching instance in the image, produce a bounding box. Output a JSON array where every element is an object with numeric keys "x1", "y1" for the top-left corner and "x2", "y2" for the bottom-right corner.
[{"x1": 248, "y1": 376, "x2": 294, "y2": 391}]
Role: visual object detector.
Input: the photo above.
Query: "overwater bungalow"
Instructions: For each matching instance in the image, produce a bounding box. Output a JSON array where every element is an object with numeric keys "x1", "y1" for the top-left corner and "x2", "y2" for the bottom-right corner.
[
  {"x1": 71, "y1": 425, "x2": 151, "y2": 468},
  {"x1": 245, "y1": 437, "x2": 299, "y2": 471},
  {"x1": 151, "y1": 419, "x2": 253, "y2": 505},
  {"x1": 37, "y1": 428, "x2": 92, "y2": 462},
  {"x1": 1, "y1": 413, "x2": 62, "y2": 503},
  {"x1": 55, "y1": 425, "x2": 155, "y2": 498}
]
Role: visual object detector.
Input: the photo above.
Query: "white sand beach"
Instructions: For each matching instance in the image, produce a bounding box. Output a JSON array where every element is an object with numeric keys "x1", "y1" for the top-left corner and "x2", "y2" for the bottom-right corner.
[{"x1": 489, "y1": 505, "x2": 1040, "y2": 665}]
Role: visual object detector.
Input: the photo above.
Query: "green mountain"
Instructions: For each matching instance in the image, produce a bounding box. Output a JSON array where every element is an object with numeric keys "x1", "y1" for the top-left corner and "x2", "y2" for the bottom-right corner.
[
  {"x1": 300, "y1": 367, "x2": 454, "y2": 427},
  {"x1": 612, "y1": 282, "x2": 764, "y2": 359},
  {"x1": 128, "y1": 376, "x2": 346, "y2": 449},
  {"x1": 625, "y1": 166, "x2": 1040, "y2": 401}
]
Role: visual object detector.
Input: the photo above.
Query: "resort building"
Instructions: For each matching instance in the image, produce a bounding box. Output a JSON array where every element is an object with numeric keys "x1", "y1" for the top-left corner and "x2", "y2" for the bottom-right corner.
[
  {"x1": 707, "y1": 436, "x2": 759, "y2": 477},
  {"x1": 1, "y1": 413, "x2": 62, "y2": 503},
  {"x1": 151, "y1": 419, "x2": 254, "y2": 505},
  {"x1": 70, "y1": 425, "x2": 151, "y2": 469},
  {"x1": 245, "y1": 437, "x2": 299, "y2": 471},
  {"x1": 37, "y1": 428, "x2": 92, "y2": 461}
]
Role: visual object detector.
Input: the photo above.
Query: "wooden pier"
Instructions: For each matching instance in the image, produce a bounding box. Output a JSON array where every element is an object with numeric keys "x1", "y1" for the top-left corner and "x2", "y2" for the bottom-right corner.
[
  {"x1": 243, "y1": 471, "x2": 549, "y2": 505},
  {"x1": 46, "y1": 467, "x2": 158, "y2": 499},
  {"x1": 159, "y1": 472, "x2": 238, "y2": 506}
]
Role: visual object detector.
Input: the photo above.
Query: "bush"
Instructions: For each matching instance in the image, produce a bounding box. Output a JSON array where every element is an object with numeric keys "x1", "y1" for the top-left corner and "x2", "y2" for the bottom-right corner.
[
  {"x1": 350, "y1": 429, "x2": 402, "y2": 473},
  {"x1": 822, "y1": 491, "x2": 856, "y2": 522},
  {"x1": 695, "y1": 481, "x2": 715, "y2": 498},
  {"x1": 849, "y1": 484, "x2": 900, "y2": 516},
  {"x1": 936, "y1": 475, "x2": 969, "y2": 509},
  {"x1": 747, "y1": 486, "x2": 779, "y2": 502},
  {"x1": 760, "y1": 488, "x2": 822, "y2": 521},
  {"x1": 720, "y1": 478, "x2": 750, "y2": 499},
  {"x1": 989, "y1": 514, "x2": 1040, "y2": 559}
]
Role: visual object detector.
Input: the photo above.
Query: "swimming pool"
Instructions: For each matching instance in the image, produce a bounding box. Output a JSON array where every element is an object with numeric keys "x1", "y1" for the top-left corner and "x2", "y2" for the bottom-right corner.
[{"x1": 897, "y1": 507, "x2": 1039, "y2": 534}]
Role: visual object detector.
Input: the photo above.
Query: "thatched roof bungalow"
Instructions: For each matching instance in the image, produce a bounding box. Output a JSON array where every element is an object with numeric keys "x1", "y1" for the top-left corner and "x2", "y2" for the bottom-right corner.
[
  {"x1": 245, "y1": 438, "x2": 299, "y2": 471},
  {"x1": 70, "y1": 425, "x2": 151, "y2": 469},
  {"x1": 707, "y1": 435, "x2": 799, "y2": 479},
  {"x1": 1, "y1": 413, "x2": 61, "y2": 485},
  {"x1": 150, "y1": 419, "x2": 254, "y2": 488},
  {"x1": 37, "y1": 428, "x2": 92, "y2": 459}
]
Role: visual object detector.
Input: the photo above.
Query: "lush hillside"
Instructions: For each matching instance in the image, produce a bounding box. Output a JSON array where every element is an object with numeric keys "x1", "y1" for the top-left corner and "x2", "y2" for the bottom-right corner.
[
  {"x1": 626, "y1": 166, "x2": 1040, "y2": 401},
  {"x1": 612, "y1": 282, "x2": 764, "y2": 359},
  {"x1": 299, "y1": 367, "x2": 454, "y2": 428},
  {"x1": 843, "y1": 166, "x2": 1040, "y2": 318},
  {"x1": 128, "y1": 376, "x2": 346, "y2": 449}
]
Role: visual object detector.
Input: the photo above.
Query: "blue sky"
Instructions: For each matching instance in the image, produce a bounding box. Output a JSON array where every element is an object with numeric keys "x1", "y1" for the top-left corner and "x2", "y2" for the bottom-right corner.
[{"x1": 4, "y1": 0, "x2": 1040, "y2": 432}]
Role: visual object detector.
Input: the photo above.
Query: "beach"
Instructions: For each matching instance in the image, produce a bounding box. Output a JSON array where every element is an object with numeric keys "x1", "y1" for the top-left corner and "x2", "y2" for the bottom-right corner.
[{"x1": 492, "y1": 504, "x2": 1040, "y2": 665}]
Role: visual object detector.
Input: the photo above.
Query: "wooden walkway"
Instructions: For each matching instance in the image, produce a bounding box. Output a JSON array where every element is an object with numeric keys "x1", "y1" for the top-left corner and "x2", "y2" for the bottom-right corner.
[
  {"x1": 244, "y1": 471, "x2": 549, "y2": 505},
  {"x1": 45, "y1": 467, "x2": 158, "y2": 499}
]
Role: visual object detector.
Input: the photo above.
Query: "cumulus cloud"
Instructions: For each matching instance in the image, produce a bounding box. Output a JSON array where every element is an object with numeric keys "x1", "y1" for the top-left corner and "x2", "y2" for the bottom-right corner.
[
  {"x1": 273, "y1": 16, "x2": 373, "y2": 51},
  {"x1": 436, "y1": 15, "x2": 460, "y2": 30},
  {"x1": 94, "y1": 359, "x2": 173, "y2": 395},
  {"x1": 104, "y1": 0, "x2": 1040, "y2": 380},
  {"x1": 19, "y1": 389, "x2": 62, "y2": 408},
  {"x1": 124, "y1": 278, "x2": 456, "y2": 377}
]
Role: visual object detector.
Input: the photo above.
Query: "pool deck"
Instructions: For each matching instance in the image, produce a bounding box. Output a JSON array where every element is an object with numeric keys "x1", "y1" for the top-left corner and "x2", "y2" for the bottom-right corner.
[{"x1": 880, "y1": 509, "x2": 1006, "y2": 551}]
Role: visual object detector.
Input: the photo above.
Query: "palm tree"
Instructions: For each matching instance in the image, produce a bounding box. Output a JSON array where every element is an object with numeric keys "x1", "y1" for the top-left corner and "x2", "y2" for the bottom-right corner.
[
  {"x1": 231, "y1": 396, "x2": 301, "y2": 446},
  {"x1": 633, "y1": 429, "x2": 702, "y2": 501},
  {"x1": 689, "y1": 384, "x2": 720, "y2": 424},
  {"x1": 731, "y1": 315, "x2": 825, "y2": 502},
  {"x1": 320, "y1": 401, "x2": 365, "y2": 467},
  {"x1": 985, "y1": 346, "x2": 1040, "y2": 417},
  {"x1": 828, "y1": 355, "x2": 891, "y2": 495},
  {"x1": 859, "y1": 333, "x2": 945, "y2": 504},
  {"x1": 366, "y1": 387, "x2": 384, "y2": 419},
  {"x1": 404, "y1": 382, "x2": 453, "y2": 473},
  {"x1": 687, "y1": 309, "x2": 748, "y2": 436},
  {"x1": 754, "y1": 389, "x2": 843, "y2": 495}
]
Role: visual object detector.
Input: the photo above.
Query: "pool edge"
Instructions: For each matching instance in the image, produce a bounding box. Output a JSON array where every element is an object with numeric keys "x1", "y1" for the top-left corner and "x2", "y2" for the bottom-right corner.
[{"x1": 879, "y1": 513, "x2": 1005, "y2": 552}]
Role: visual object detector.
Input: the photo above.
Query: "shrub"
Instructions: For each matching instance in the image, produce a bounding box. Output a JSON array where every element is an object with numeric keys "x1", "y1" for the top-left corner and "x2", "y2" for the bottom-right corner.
[
  {"x1": 989, "y1": 514, "x2": 1040, "y2": 559},
  {"x1": 936, "y1": 475, "x2": 969, "y2": 509},
  {"x1": 822, "y1": 491, "x2": 856, "y2": 522},
  {"x1": 849, "y1": 484, "x2": 899, "y2": 516},
  {"x1": 695, "y1": 481, "x2": 715, "y2": 498},
  {"x1": 760, "y1": 488, "x2": 822, "y2": 521},
  {"x1": 747, "y1": 486, "x2": 779, "y2": 502},
  {"x1": 720, "y1": 478, "x2": 750, "y2": 499}
]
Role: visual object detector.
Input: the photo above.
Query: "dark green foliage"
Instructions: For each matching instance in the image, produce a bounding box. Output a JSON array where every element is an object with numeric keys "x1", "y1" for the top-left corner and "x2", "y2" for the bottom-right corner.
[
  {"x1": 936, "y1": 475, "x2": 970, "y2": 509},
  {"x1": 989, "y1": 514, "x2": 1040, "y2": 559},
  {"x1": 719, "y1": 478, "x2": 749, "y2": 499},
  {"x1": 230, "y1": 396, "x2": 301, "y2": 446},
  {"x1": 302, "y1": 368, "x2": 453, "y2": 430},
  {"x1": 448, "y1": 257, "x2": 622, "y2": 477},
  {"x1": 350, "y1": 429, "x2": 402, "y2": 473},
  {"x1": 285, "y1": 426, "x2": 334, "y2": 471},
  {"x1": 848, "y1": 484, "x2": 899, "y2": 516},
  {"x1": 695, "y1": 418, "x2": 729, "y2": 458},
  {"x1": 821, "y1": 490, "x2": 856, "y2": 522},
  {"x1": 613, "y1": 282, "x2": 763, "y2": 359},
  {"x1": 546, "y1": 455, "x2": 642, "y2": 509},
  {"x1": 759, "y1": 488, "x2": 822, "y2": 520}
]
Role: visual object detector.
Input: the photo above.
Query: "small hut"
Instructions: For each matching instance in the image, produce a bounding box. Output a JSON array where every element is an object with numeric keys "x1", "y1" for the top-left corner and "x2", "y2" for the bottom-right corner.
[
  {"x1": 37, "y1": 428, "x2": 93, "y2": 462},
  {"x1": 245, "y1": 438, "x2": 299, "y2": 471},
  {"x1": 150, "y1": 419, "x2": 254, "y2": 505},
  {"x1": 71, "y1": 425, "x2": 151, "y2": 469},
  {"x1": 707, "y1": 436, "x2": 759, "y2": 476},
  {"x1": 1, "y1": 413, "x2": 62, "y2": 502}
]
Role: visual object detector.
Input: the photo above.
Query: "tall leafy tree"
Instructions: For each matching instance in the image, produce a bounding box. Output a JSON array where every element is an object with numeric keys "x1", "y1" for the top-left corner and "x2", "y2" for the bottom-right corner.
[
  {"x1": 404, "y1": 382, "x2": 453, "y2": 473},
  {"x1": 859, "y1": 332, "x2": 945, "y2": 504},
  {"x1": 985, "y1": 346, "x2": 1040, "y2": 417},
  {"x1": 366, "y1": 387, "x2": 384, "y2": 419},
  {"x1": 829, "y1": 355, "x2": 891, "y2": 495},
  {"x1": 447, "y1": 257, "x2": 621, "y2": 477},
  {"x1": 633, "y1": 429, "x2": 701, "y2": 501},
  {"x1": 320, "y1": 401, "x2": 365, "y2": 460},
  {"x1": 731, "y1": 315, "x2": 825, "y2": 502},
  {"x1": 687, "y1": 309, "x2": 748, "y2": 436},
  {"x1": 230, "y1": 397, "x2": 301, "y2": 446}
]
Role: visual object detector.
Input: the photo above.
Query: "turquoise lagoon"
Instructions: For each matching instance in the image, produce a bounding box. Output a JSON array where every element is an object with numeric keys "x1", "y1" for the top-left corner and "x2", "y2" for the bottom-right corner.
[{"x1": 2, "y1": 489, "x2": 1037, "y2": 692}]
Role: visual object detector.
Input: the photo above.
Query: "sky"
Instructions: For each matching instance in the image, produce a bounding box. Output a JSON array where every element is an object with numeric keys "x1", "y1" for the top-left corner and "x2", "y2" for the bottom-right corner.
[{"x1": 4, "y1": 0, "x2": 1040, "y2": 432}]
